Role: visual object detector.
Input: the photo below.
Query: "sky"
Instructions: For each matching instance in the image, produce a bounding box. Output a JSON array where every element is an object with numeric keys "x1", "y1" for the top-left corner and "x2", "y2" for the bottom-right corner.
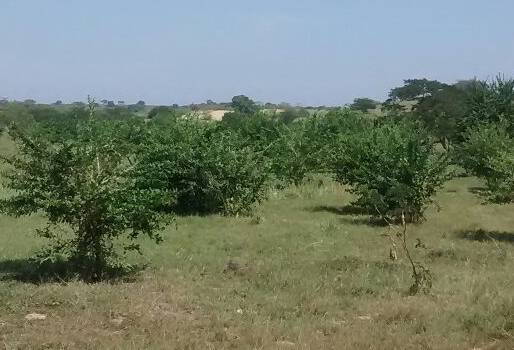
[{"x1": 1, "y1": 0, "x2": 514, "y2": 106}]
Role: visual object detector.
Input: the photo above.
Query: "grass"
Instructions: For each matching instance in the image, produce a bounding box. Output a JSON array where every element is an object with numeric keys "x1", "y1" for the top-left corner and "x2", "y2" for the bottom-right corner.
[{"x1": 1, "y1": 138, "x2": 514, "y2": 349}]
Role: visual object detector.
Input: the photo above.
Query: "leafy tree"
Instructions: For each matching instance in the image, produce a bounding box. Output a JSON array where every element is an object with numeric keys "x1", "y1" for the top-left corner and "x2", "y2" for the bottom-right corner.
[
  {"x1": 137, "y1": 119, "x2": 272, "y2": 215},
  {"x1": 457, "y1": 123, "x2": 514, "y2": 202},
  {"x1": 462, "y1": 76, "x2": 514, "y2": 131},
  {"x1": 53, "y1": 100, "x2": 63, "y2": 105},
  {"x1": 231, "y1": 95, "x2": 259, "y2": 115},
  {"x1": 389, "y1": 79, "x2": 448, "y2": 102},
  {"x1": 414, "y1": 86, "x2": 469, "y2": 148},
  {"x1": 0, "y1": 102, "x2": 167, "y2": 281},
  {"x1": 334, "y1": 121, "x2": 450, "y2": 222},
  {"x1": 136, "y1": 100, "x2": 146, "y2": 107},
  {"x1": 350, "y1": 98, "x2": 378, "y2": 112},
  {"x1": 147, "y1": 106, "x2": 177, "y2": 121},
  {"x1": 107, "y1": 101, "x2": 115, "y2": 107}
]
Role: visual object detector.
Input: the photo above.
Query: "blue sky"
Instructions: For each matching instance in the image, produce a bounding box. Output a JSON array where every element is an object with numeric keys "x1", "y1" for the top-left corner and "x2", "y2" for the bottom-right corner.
[{"x1": 1, "y1": 0, "x2": 514, "y2": 106}]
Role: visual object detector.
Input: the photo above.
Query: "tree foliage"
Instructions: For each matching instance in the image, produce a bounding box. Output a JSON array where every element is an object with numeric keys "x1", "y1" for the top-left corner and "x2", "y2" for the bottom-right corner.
[
  {"x1": 389, "y1": 79, "x2": 448, "y2": 102},
  {"x1": 334, "y1": 121, "x2": 450, "y2": 222},
  {"x1": 136, "y1": 119, "x2": 272, "y2": 216},
  {"x1": 350, "y1": 98, "x2": 378, "y2": 112},
  {"x1": 231, "y1": 95, "x2": 259, "y2": 115},
  {"x1": 0, "y1": 103, "x2": 167, "y2": 281}
]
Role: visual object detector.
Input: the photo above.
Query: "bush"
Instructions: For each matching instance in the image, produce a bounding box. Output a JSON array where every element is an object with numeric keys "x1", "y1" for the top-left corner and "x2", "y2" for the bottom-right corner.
[
  {"x1": 334, "y1": 121, "x2": 450, "y2": 221},
  {"x1": 458, "y1": 123, "x2": 514, "y2": 202},
  {"x1": 0, "y1": 106, "x2": 167, "y2": 281},
  {"x1": 137, "y1": 119, "x2": 272, "y2": 216}
]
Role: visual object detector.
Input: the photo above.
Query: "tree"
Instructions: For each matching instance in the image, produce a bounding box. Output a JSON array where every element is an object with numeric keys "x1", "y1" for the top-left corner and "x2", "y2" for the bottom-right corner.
[
  {"x1": 53, "y1": 100, "x2": 63, "y2": 105},
  {"x1": 350, "y1": 98, "x2": 378, "y2": 112},
  {"x1": 414, "y1": 86, "x2": 469, "y2": 148},
  {"x1": 117, "y1": 100, "x2": 125, "y2": 106},
  {"x1": 100, "y1": 99, "x2": 109, "y2": 105},
  {"x1": 107, "y1": 101, "x2": 115, "y2": 107},
  {"x1": 23, "y1": 99, "x2": 36, "y2": 105},
  {"x1": 334, "y1": 121, "x2": 450, "y2": 222},
  {"x1": 231, "y1": 95, "x2": 259, "y2": 115},
  {"x1": 0, "y1": 101, "x2": 167, "y2": 281},
  {"x1": 137, "y1": 119, "x2": 272, "y2": 215},
  {"x1": 389, "y1": 79, "x2": 448, "y2": 102},
  {"x1": 136, "y1": 100, "x2": 146, "y2": 107},
  {"x1": 276, "y1": 107, "x2": 309, "y2": 124}
]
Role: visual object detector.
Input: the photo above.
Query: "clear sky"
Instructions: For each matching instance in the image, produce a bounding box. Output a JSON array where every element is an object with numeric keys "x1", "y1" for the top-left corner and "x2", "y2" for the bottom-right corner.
[{"x1": 1, "y1": 0, "x2": 514, "y2": 106}]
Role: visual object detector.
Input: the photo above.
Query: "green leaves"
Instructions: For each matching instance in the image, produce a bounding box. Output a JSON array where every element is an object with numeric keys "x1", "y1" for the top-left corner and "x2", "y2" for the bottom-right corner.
[
  {"x1": 334, "y1": 121, "x2": 450, "y2": 221},
  {"x1": 0, "y1": 112, "x2": 167, "y2": 281},
  {"x1": 136, "y1": 119, "x2": 272, "y2": 216},
  {"x1": 458, "y1": 123, "x2": 514, "y2": 203}
]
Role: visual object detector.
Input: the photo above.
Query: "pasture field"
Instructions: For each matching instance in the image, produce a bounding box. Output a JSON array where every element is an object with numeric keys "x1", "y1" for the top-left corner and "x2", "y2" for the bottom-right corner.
[{"x1": 0, "y1": 131, "x2": 513, "y2": 350}]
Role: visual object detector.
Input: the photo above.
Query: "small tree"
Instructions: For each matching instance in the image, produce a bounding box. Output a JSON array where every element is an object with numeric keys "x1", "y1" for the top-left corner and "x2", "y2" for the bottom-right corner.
[
  {"x1": 138, "y1": 119, "x2": 272, "y2": 216},
  {"x1": 231, "y1": 95, "x2": 259, "y2": 115},
  {"x1": 350, "y1": 98, "x2": 378, "y2": 112},
  {"x1": 458, "y1": 123, "x2": 514, "y2": 202},
  {"x1": 334, "y1": 121, "x2": 450, "y2": 222},
  {"x1": 0, "y1": 100, "x2": 167, "y2": 281}
]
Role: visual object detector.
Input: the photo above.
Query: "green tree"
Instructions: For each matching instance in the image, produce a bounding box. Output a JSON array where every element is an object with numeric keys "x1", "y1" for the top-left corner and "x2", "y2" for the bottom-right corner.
[
  {"x1": 389, "y1": 79, "x2": 448, "y2": 101},
  {"x1": 231, "y1": 95, "x2": 259, "y2": 115},
  {"x1": 414, "y1": 86, "x2": 469, "y2": 148},
  {"x1": 458, "y1": 123, "x2": 514, "y2": 202},
  {"x1": 138, "y1": 119, "x2": 272, "y2": 215},
  {"x1": 0, "y1": 101, "x2": 167, "y2": 281},
  {"x1": 350, "y1": 98, "x2": 378, "y2": 112},
  {"x1": 334, "y1": 121, "x2": 450, "y2": 222}
]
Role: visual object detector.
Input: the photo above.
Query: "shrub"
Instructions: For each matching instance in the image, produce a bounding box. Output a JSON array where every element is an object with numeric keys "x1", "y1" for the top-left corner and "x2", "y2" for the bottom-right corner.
[
  {"x1": 0, "y1": 104, "x2": 167, "y2": 281},
  {"x1": 334, "y1": 121, "x2": 450, "y2": 221},
  {"x1": 137, "y1": 119, "x2": 272, "y2": 216},
  {"x1": 458, "y1": 123, "x2": 514, "y2": 202}
]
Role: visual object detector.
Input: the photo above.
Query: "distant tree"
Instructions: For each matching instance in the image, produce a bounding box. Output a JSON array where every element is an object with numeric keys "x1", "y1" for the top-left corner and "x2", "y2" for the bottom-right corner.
[
  {"x1": 117, "y1": 101, "x2": 125, "y2": 106},
  {"x1": 389, "y1": 79, "x2": 448, "y2": 102},
  {"x1": 136, "y1": 100, "x2": 146, "y2": 107},
  {"x1": 350, "y1": 98, "x2": 379, "y2": 112},
  {"x1": 172, "y1": 104, "x2": 179, "y2": 108},
  {"x1": 23, "y1": 99, "x2": 36, "y2": 105},
  {"x1": 206, "y1": 99, "x2": 215, "y2": 105},
  {"x1": 100, "y1": 99, "x2": 108, "y2": 105},
  {"x1": 231, "y1": 95, "x2": 259, "y2": 115},
  {"x1": 0, "y1": 98, "x2": 8, "y2": 105},
  {"x1": 53, "y1": 100, "x2": 63, "y2": 105},
  {"x1": 147, "y1": 106, "x2": 175, "y2": 120},
  {"x1": 107, "y1": 101, "x2": 115, "y2": 107},
  {"x1": 278, "y1": 108, "x2": 309, "y2": 124},
  {"x1": 72, "y1": 101, "x2": 86, "y2": 107},
  {"x1": 414, "y1": 86, "x2": 469, "y2": 148}
]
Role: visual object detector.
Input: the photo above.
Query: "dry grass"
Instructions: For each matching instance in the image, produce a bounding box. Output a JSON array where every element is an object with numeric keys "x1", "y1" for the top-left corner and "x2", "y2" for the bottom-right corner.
[{"x1": 0, "y1": 131, "x2": 513, "y2": 349}]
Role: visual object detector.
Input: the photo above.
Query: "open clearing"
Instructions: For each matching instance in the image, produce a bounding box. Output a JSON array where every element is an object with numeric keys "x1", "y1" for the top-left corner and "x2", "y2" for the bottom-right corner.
[{"x1": 1, "y1": 171, "x2": 513, "y2": 349}]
